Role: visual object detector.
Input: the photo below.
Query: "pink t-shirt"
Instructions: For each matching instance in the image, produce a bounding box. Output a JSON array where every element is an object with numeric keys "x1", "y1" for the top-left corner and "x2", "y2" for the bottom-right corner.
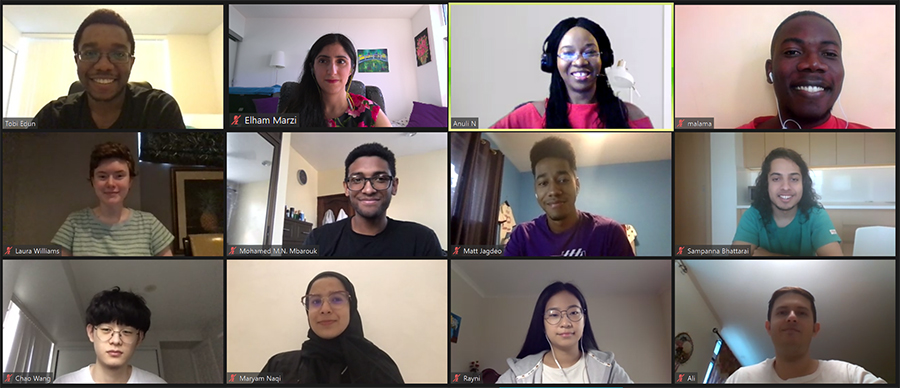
[
  {"x1": 736, "y1": 115, "x2": 871, "y2": 129},
  {"x1": 490, "y1": 100, "x2": 654, "y2": 129}
]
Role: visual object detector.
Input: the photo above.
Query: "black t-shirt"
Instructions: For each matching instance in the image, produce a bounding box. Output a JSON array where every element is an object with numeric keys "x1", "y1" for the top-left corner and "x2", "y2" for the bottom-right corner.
[
  {"x1": 304, "y1": 217, "x2": 445, "y2": 257},
  {"x1": 32, "y1": 84, "x2": 186, "y2": 129}
]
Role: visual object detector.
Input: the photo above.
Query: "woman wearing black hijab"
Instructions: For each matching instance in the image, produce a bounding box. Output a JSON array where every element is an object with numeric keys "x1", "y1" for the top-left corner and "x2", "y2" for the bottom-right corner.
[{"x1": 258, "y1": 271, "x2": 404, "y2": 383}]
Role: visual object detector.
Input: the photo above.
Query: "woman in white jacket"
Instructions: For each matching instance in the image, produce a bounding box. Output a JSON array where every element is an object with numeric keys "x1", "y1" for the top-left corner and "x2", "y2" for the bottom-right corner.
[{"x1": 498, "y1": 282, "x2": 633, "y2": 384}]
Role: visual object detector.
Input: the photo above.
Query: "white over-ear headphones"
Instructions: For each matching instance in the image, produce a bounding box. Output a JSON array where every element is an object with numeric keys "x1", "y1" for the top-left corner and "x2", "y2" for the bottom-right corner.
[{"x1": 768, "y1": 72, "x2": 774, "y2": 83}]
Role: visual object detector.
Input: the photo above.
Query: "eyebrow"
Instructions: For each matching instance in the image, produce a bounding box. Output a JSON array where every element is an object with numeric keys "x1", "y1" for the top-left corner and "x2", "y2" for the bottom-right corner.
[
  {"x1": 560, "y1": 43, "x2": 598, "y2": 49},
  {"x1": 535, "y1": 170, "x2": 572, "y2": 180},
  {"x1": 781, "y1": 37, "x2": 841, "y2": 48},
  {"x1": 349, "y1": 171, "x2": 389, "y2": 177},
  {"x1": 769, "y1": 172, "x2": 801, "y2": 177},
  {"x1": 96, "y1": 169, "x2": 127, "y2": 174},
  {"x1": 317, "y1": 54, "x2": 350, "y2": 59},
  {"x1": 80, "y1": 42, "x2": 129, "y2": 50},
  {"x1": 549, "y1": 304, "x2": 581, "y2": 310}
]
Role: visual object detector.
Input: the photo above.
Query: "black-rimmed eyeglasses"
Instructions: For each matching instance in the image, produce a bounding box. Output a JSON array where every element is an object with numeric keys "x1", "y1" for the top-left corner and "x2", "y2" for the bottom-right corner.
[
  {"x1": 345, "y1": 174, "x2": 394, "y2": 191},
  {"x1": 75, "y1": 50, "x2": 134, "y2": 64}
]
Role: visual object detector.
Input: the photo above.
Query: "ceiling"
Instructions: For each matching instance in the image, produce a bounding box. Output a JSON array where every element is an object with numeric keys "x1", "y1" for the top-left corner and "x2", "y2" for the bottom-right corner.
[
  {"x1": 684, "y1": 259, "x2": 895, "y2": 382},
  {"x1": 232, "y1": 5, "x2": 425, "y2": 19},
  {"x1": 289, "y1": 132, "x2": 447, "y2": 172},
  {"x1": 484, "y1": 133, "x2": 671, "y2": 173},
  {"x1": 8, "y1": 260, "x2": 223, "y2": 343},
  {"x1": 453, "y1": 260, "x2": 670, "y2": 298},
  {"x1": 2, "y1": 5, "x2": 223, "y2": 35},
  {"x1": 227, "y1": 133, "x2": 277, "y2": 184}
]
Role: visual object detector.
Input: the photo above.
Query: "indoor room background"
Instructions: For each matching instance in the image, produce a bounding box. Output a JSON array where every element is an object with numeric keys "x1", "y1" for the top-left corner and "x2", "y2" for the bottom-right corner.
[
  {"x1": 674, "y1": 259, "x2": 896, "y2": 384},
  {"x1": 1, "y1": 5, "x2": 224, "y2": 128},
  {"x1": 2, "y1": 260, "x2": 224, "y2": 383},
  {"x1": 485, "y1": 132, "x2": 671, "y2": 256},
  {"x1": 450, "y1": 4, "x2": 671, "y2": 128},
  {"x1": 675, "y1": 5, "x2": 896, "y2": 128},
  {"x1": 450, "y1": 260, "x2": 671, "y2": 383},
  {"x1": 229, "y1": 4, "x2": 448, "y2": 122},
  {"x1": 226, "y1": 260, "x2": 447, "y2": 384}
]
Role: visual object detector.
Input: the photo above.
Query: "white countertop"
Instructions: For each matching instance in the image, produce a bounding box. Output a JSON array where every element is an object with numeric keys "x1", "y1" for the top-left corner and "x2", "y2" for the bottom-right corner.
[{"x1": 738, "y1": 202, "x2": 896, "y2": 210}]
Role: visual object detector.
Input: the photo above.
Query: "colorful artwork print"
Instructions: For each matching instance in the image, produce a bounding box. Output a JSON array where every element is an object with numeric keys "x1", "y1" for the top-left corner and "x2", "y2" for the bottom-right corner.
[
  {"x1": 358, "y1": 49, "x2": 389, "y2": 73},
  {"x1": 415, "y1": 28, "x2": 432, "y2": 66}
]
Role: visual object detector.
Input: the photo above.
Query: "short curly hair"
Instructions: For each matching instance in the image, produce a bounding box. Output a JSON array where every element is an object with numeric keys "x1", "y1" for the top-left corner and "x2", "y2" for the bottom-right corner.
[
  {"x1": 89, "y1": 142, "x2": 137, "y2": 181},
  {"x1": 530, "y1": 136, "x2": 576, "y2": 176}
]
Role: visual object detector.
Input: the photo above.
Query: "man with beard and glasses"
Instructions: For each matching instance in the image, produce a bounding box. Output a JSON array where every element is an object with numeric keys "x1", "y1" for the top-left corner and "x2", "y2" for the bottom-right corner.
[
  {"x1": 733, "y1": 148, "x2": 842, "y2": 256},
  {"x1": 725, "y1": 287, "x2": 885, "y2": 383},
  {"x1": 32, "y1": 9, "x2": 185, "y2": 129},
  {"x1": 303, "y1": 142, "x2": 444, "y2": 257},
  {"x1": 503, "y1": 136, "x2": 633, "y2": 257}
]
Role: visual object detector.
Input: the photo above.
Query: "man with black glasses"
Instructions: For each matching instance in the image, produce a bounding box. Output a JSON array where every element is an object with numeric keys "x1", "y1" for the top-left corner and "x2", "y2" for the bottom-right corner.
[
  {"x1": 33, "y1": 9, "x2": 185, "y2": 129},
  {"x1": 54, "y1": 287, "x2": 166, "y2": 383},
  {"x1": 303, "y1": 142, "x2": 444, "y2": 257}
]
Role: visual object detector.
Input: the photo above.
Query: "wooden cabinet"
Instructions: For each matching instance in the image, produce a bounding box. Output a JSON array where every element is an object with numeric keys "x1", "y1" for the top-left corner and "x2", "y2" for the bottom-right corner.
[
  {"x1": 283, "y1": 218, "x2": 313, "y2": 246},
  {"x1": 743, "y1": 133, "x2": 765, "y2": 169},
  {"x1": 809, "y1": 133, "x2": 836, "y2": 167},
  {"x1": 864, "y1": 133, "x2": 895, "y2": 165},
  {"x1": 784, "y1": 133, "x2": 810, "y2": 160},
  {"x1": 836, "y1": 133, "x2": 865, "y2": 166},
  {"x1": 764, "y1": 133, "x2": 784, "y2": 156}
]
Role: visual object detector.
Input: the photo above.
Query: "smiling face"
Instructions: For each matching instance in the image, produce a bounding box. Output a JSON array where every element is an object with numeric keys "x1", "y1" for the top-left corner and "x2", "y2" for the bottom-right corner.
[
  {"x1": 87, "y1": 322, "x2": 142, "y2": 369},
  {"x1": 765, "y1": 293, "x2": 820, "y2": 353},
  {"x1": 556, "y1": 26, "x2": 602, "y2": 102},
  {"x1": 767, "y1": 158, "x2": 803, "y2": 212},
  {"x1": 534, "y1": 157, "x2": 579, "y2": 224},
  {"x1": 543, "y1": 291, "x2": 585, "y2": 351},
  {"x1": 344, "y1": 156, "x2": 397, "y2": 220},
  {"x1": 314, "y1": 42, "x2": 354, "y2": 95},
  {"x1": 75, "y1": 24, "x2": 134, "y2": 103},
  {"x1": 91, "y1": 158, "x2": 132, "y2": 207},
  {"x1": 767, "y1": 15, "x2": 843, "y2": 126},
  {"x1": 307, "y1": 277, "x2": 351, "y2": 340}
]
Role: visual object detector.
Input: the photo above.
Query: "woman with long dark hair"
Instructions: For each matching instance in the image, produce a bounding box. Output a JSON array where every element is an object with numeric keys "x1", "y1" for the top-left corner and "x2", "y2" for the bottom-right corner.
[
  {"x1": 497, "y1": 282, "x2": 633, "y2": 383},
  {"x1": 257, "y1": 271, "x2": 404, "y2": 383},
  {"x1": 491, "y1": 17, "x2": 652, "y2": 129},
  {"x1": 281, "y1": 34, "x2": 392, "y2": 127}
]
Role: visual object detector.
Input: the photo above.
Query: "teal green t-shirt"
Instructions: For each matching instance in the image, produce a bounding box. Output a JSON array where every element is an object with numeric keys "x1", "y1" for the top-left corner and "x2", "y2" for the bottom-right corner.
[{"x1": 733, "y1": 205, "x2": 841, "y2": 256}]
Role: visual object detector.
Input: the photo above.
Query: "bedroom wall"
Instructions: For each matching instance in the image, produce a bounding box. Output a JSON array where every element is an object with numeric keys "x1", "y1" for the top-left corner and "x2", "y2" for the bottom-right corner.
[
  {"x1": 231, "y1": 12, "x2": 425, "y2": 120},
  {"x1": 411, "y1": 5, "x2": 447, "y2": 107}
]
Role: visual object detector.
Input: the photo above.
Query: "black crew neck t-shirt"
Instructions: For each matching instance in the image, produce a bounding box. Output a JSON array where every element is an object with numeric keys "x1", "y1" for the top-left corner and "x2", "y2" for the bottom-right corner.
[
  {"x1": 303, "y1": 217, "x2": 444, "y2": 257},
  {"x1": 32, "y1": 84, "x2": 186, "y2": 129}
]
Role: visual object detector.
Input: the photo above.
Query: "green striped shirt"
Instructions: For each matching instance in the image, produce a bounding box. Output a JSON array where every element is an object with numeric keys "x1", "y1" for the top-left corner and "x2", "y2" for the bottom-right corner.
[{"x1": 52, "y1": 208, "x2": 174, "y2": 256}]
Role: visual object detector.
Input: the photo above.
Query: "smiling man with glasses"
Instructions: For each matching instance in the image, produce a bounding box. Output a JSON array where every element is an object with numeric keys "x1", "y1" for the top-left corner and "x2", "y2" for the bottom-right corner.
[
  {"x1": 303, "y1": 142, "x2": 443, "y2": 256},
  {"x1": 54, "y1": 287, "x2": 166, "y2": 383},
  {"x1": 32, "y1": 9, "x2": 185, "y2": 129}
]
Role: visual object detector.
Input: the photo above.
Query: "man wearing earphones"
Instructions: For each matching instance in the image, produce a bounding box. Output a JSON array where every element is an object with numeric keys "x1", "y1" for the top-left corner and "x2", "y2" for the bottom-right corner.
[
  {"x1": 725, "y1": 287, "x2": 885, "y2": 383},
  {"x1": 737, "y1": 11, "x2": 870, "y2": 129},
  {"x1": 503, "y1": 136, "x2": 633, "y2": 257}
]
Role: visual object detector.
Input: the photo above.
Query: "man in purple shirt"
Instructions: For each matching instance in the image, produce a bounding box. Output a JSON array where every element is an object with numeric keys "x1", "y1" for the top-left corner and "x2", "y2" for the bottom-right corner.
[{"x1": 503, "y1": 136, "x2": 634, "y2": 257}]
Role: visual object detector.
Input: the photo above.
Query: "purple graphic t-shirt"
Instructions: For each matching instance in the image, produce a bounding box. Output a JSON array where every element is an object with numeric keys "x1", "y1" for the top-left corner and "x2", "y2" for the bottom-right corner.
[{"x1": 503, "y1": 211, "x2": 634, "y2": 257}]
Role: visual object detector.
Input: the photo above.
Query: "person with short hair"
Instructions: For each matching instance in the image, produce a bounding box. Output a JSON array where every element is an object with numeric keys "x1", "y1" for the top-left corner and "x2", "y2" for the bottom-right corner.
[
  {"x1": 33, "y1": 9, "x2": 185, "y2": 129},
  {"x1": 503, "y1": 136, "x2": 634, "y2": 257},
  {"x1": 52, "y1": 142, "x2": 174, "y2": 256},
  {"x1": 303, "y1": 143, "x2": 443, "y2": 256},
  {"x1": 498, "y1": 282, "x2": 633, "y2": 383},
  {"x1": 733, "y1": 147, "x2": 841, "y2": 256},
  {"x1": 737, "y1": 11, "x2": 870, "y2": 129},
  {"x1": 54, "y1": 287, "x2": 166, "y2": 383},
  {"x1": 725, "y1": 287, "x2": 885, "y2": 383}
]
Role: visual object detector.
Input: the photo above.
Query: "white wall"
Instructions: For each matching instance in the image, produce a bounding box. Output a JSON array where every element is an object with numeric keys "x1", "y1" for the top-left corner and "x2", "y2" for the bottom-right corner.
[
  {"x1": 673, "y1": 266, "x2": 722, "y2": 383},
  {"x1": 232, "y1": 15, "x2": 422, "y2": 120},
  {"x1": 3, "y1": 17, "x2": 22, "y2": 49},
  {"x1": 231, "y1": 180, "x2": 269, "y2": 245},
  {"x1": 161, "y1": 342, "x2": 199, "y2": 383},
  {"x1": 228, "y1": 5, "x2": 246, "y2": 39},
  {"x1": 208, "y1": 23, "x2": 225, "y2": 110},
  {"x1": 285, "y1": 146, "x2": 319, "y2": 228},
  {"x1": 450, "y1": 4, "x2": 666, "y2": 128},
  {"x1": 272, "y1": 133, "x2": 291, "y2": 245},
  {"x1": 450, "y1": 271, "x2": 670, "y2": 383},
  {"x1": 710, "y1": 133, "x2": 739, "y2": 244},
  {"x1": 316, "y1": 149, "x2": 448, "y2": 249},
  {"x1": 411, "y1": 5, "x2": 447, "y2": 107},
  {"x1": 226, "y1": 260, "x2": 447, "y2": 383}
]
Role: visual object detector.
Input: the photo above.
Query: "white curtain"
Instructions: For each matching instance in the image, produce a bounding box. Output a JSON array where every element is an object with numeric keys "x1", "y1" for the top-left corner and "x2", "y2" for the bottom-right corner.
[
  {"x1": 3, "y1": 302, "x2": 54, "y2": 373},
  {"x1": 9, "y1": 36, "x2": 172, "y2": 117}
]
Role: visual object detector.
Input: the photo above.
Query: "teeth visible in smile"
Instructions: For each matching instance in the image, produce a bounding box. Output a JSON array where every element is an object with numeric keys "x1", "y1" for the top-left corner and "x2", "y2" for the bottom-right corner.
[
  {"x1": 794, "y1": 85, "x2": 824, "y2": 92},
  {"x1": 779, "y1": 195, "x2": 791, "y2": 199},
  {"x1": 572, "y1": 72, "x2": 589, "y2": 77},
  {"x1": 94, "y1": 79, "x2": 114, "y2": 84}
]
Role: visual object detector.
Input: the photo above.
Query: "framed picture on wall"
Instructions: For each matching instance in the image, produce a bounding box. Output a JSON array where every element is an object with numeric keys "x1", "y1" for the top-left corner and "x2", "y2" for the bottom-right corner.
[
  {"x1": 170, "y1": 167, "x2": 225, "y2": 254},
  {"x1": 415, "y1": 28, "x2": 432, "y2": 66},
  {"x1": 357, "y1": 49, "x2": 389, "y2": 73}
]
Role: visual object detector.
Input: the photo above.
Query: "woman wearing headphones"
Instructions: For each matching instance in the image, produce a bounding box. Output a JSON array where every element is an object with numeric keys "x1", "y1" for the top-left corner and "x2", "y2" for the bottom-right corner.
[
  {"x1": 497, "y1": 282, "x2": 633, "y2": 384},
  {"x1": 491, "y1": 17, "x2": 652, "y2": 129},
  {"x1": 281, "y1": 33, "x2": 392, "y2": 127}
]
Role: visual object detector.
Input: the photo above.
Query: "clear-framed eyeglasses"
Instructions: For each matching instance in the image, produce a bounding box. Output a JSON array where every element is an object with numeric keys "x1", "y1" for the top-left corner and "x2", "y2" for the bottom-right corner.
[
  {"x1": 75, "y1": 50, "x2": 134, "y2": 64},
  {"x1": 345, "y1": 174, "x2": 394, "y2": 191},
  {"x1": 302, "y1": 291, "x2": 351, "y2": 310},
  {"x1": 544, "y1": 307, "x2": 585, "y2": 324},
  {"x1": 557, "y1": 50, "x2": 601, "y2": 62},
  {"x1": 93, "y1": 326, "x2": 140, "y2": 343}
]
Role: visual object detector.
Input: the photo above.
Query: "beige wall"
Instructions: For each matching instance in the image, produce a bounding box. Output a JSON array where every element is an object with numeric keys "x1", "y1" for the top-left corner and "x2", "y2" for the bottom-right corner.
[
  {"x1": 317, "y1": 149, "x2": 448, "y2": 249},
  {"x1": 207, "y1": 23, "x2": 225, "y2": 108},
  {"x1": 168, "y1": 34, "x2": 220, "y2": 114},
  {"x1": 227, "y1": 260, "x2": 447, "y2": 383},
  {"x1": 231, "y1": 180, "x2": 268, "y2": 245},
  {"x1": 285, "y1": 146, "x2": 319, "y2": 228},
  {"x1": 675, "y1": 5, "x2": 895, "y2": 128}
]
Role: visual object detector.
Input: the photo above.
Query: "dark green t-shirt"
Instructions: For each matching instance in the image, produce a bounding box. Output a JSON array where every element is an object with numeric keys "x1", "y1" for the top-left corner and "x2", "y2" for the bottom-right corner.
[{"x1": 733, "y1": 205, "x2": 841, "y2": 256}]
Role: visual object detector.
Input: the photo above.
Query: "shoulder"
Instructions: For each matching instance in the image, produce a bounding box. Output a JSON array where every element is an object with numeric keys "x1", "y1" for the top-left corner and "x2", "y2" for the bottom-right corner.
[
  {"x1": 736, "y1": 116, "x2": 776, "y2": 129},
  {"x1": 348, "y1": 92, "x2": 377, "y2": 111},
  {"x1": 131, "y1": 209, "x2": 161, "y2": 222},
  {"x1": 587, "y1": 349, "x2": 617, "y2": 364},
  {"x1": 263, "y1": 350, "x2": 304, "y2": 370},
  {"x1": 582, "y1": 212, "x2": 622, "y2": 229},
  {"x1": 513, "y1": 216, "x2": 543, "y2": 233},
  {"x1": 34, "y1": 94, "x2": 83, "y2": 127},
  {"x1": 64, "y1": 208, "x2": 94, "y2": 223},
  {"x1": 622, "y1": 102, "x2": 647, "y2": 120},
  {"x1": 819, "y1": 359, "x2": 885, "y2": 382},
  {"x1": 388, "y1": 218, "x2": 436, "y2": 236},
  {"x1": 491, "y1": 101, "x2": 544, "y2": 129},
  {"x1": 54, "y1": 366, "x2": 92, "y2": 383},
  {"x1": 130, "y1": 366, "x2": 167, "y2": 383},
  {"x1": 728, "y1": 358, "x2": 772, "y2": 382},
  {"x1": 130, "y1": 85, "x2": 178, "y2": 103},
  {"x1": 506, "y1": 352, "x2": 544, "y2": 374},
  {"x1": 311, "y1": 218, "x2": 350, "y2": 236}
]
